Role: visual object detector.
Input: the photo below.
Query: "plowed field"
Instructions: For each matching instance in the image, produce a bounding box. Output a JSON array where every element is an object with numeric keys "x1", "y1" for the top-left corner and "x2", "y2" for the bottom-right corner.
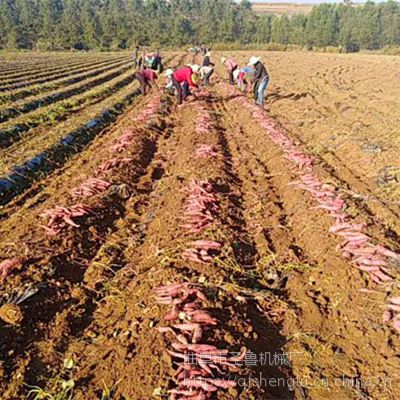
[{"x1": 0, "y1": 51, "x2": 399, "y2": 400}]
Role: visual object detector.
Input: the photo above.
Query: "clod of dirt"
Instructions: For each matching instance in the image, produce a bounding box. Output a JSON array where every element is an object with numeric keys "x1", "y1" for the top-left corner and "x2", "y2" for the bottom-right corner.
[
  {"x1": 361, "y1": 143, "x2": 383, "y2": 154},
  {"x1": 376, "y1": 166, "x2": 400, "y2": 186},
  {"x1": 110, "y1": 183, "x2": 130, "y2": 199},
  {"x1": 0, "y1": 303, "x2": 23, "y2": 325}
]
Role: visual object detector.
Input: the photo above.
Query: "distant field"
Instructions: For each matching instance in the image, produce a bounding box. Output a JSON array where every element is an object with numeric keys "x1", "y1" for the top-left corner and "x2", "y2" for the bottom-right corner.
[{"x1": 253, "y1": 2, "x2": 315, "y2": 15}]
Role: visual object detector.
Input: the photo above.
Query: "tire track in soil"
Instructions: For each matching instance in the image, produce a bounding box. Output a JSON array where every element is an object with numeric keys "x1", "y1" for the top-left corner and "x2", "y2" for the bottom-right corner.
[
  {"x1": 214, "y1": 87, "x2": 399, "y2": 400},
  {"x1": 0, "y1": 94, "x2": 176, "y2": 400},
  {"x1": 35, "y1": 93, "x2": 297, "y2": 400}
]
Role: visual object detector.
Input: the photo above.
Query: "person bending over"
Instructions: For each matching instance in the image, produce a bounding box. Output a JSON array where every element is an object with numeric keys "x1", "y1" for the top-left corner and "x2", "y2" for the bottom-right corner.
[
  {"x1": 134, "y1": 68, "x2": 158, "y2": 95},
  {"x1": 164, "y1": 65, "x2": 200, "y2": 105}
]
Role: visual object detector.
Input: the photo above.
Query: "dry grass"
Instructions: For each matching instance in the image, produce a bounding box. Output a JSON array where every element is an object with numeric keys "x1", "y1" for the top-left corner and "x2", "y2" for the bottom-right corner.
[{"x1": 253, "y1": 2, "x2": 315, "y2": 16}]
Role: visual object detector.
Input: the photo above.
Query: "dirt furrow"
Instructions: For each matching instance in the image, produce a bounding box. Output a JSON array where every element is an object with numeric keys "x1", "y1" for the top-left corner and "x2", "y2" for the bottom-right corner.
[
  {"x1": 0, "y1": 57, "x2": 130, "y2": 106},
  {"x1": 38, "y1": 92, "x2": 299, "y2": 400},
  {"x1": 0, "y1": 55, "x2": 128, "y2": 90},
  {"x1": 215, "y1": 85, "x2": 399, "y2": 400},
  {"x1": 0, "y1": 62, "x2": 134, "y2": 124},
  {"x1": 0, "y1": 53, "x2": 190, "y2": 399},
  {"x1": 0, "y1": 66, "x2": 138, "y2": 149},
  {"x1": 0, "y1": 94, "x2": 175, "y2": 399},
  {"x1": 0, "y1": 55, "x2": 111, "y2": 81}
]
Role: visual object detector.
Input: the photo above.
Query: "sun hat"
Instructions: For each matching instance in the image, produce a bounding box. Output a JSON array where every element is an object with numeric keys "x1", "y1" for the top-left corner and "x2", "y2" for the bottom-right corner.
[
  {"x1": 248, "y1": 56, "x2": 261, "y2": 66},
  {"x1": 164, "y1": 68, "x2": 174, "y2": 77},
  {"x1": 192, "y1": 74, "x2": 200, "y2": 85}
]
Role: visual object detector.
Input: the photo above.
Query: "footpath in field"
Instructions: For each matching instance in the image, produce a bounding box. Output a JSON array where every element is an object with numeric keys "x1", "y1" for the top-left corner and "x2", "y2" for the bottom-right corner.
[{"x1": 0, "y1": 83, "x2": 399, "y2": 400}]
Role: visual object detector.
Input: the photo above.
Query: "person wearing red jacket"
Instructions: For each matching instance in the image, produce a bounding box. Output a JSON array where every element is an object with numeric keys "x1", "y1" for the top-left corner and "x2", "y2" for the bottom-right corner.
[
  {"x1": 134, "y1": 68, "x2": 158, "y2": 95},
  {"x1": 165, "y1": 65, "x2": 199, "y2": 105}
]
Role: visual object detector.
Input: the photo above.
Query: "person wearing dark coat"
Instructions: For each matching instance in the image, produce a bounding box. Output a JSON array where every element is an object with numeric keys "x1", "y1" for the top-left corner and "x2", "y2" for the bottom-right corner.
[
  {"x1": 248, "y1": 56, "x2": 269, "y2": 106},
  {"x1": 202, "y1": 52, "x2": 214, "y2": 67},
  {"x1": 132, "y1": 46, "x2": 140, "y2": 69}
]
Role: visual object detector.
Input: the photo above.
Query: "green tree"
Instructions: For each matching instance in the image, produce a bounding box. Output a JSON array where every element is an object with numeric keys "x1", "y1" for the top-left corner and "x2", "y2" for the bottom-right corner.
[
  {"x1": 82, "y1": 0, "x2": 102, "y2": 50},
  {"x1": 379, "y1": 0, "x2": 400, "y2": 46},
  {"x1": 357, "y1": 1, "x2": 381, "y2": 49},
  {"x1": 337, "y1": 4, "x2": 360, "y2": 52},
  {"x1": 254, "y1": 14, "x2": 273, "y2": 44},
  {"x1": 0, "y1": 0, "x2": 19, "y2": 49},
  {"x1": 1, "y1": 0, "x2": 400, "y2": 51},
  {"x1": 38, "y1": 0, "x2": 63, "y2": 50},
  {"x1": 306, "y1": 4, "x2": 338, "y2": 48},
  {"x1": 271, "y1": 14, "x2": 290, "y2": 44},
  {"x1": 15, "y1": 0, "x2": 40, "y2": 49},
  {"x1": 289, "y1": 14, "x2": 307, "y2": 46},
  {"x1": 59, "y1": 0, "x2": 83, "y2": 49}
]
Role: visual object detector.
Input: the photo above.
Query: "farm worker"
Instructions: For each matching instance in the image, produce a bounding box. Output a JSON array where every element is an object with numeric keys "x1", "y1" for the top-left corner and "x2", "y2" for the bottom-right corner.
[
  {"x1": 199, "y1": 65, "x2": 214, "y2": 87},
  {"x1": 132, "y1": 46, "x2": 140, "y2": 69},
  {"x1": 190, "y1": 65, "x2": 201, "y2": 86},
  {"x1": 137, "y1": 49, "x2": 145, "y2": 69},
  {"x1": 202, "y1": 52, "x2": 214, "y2": 67},
  {"x1": 164, "y1": 70, "x2": 175, "y2": 93},
  {"x1": 221, "y1": 57, "x2": 238, "y2": 85},
  {"x1": 143, "y1": 50, "x2": 163, "y2": 73},
  {"x1": 165, "y1": 65, "x2": 199, "y2": 105},
  {"x1": 248, "y1": 56, "x2": 269, "y2": 107},
  {"x1": 188, "y1": 47, "x2": 198, "y2": 55},
  {"x1": 134, "y1": 69, "x2": 158, "y2": 96},
  {"x1": 144, "y1": 52, "x2": 156, "y2": 69},
  {"x1": 233, "y1": 66, "x2": 254, "y2": 92},
  {"x1": 155, "y1": 49, "x2": 164, "y2": 73}
]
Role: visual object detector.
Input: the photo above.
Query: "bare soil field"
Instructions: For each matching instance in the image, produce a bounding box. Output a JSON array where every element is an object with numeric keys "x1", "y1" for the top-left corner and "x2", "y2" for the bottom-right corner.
[
  {"x1": 219, "y1": 51, "x2": 400, "y2": 232},
  {"x1": 0, "y1": 51, "x2": 399, "y2": 400}
]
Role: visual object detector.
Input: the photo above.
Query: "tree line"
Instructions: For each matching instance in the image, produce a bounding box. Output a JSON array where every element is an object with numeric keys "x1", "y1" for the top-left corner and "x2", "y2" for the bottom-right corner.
[{"x1": 0, "y1": 0, "x2": 399, "y2": 52}]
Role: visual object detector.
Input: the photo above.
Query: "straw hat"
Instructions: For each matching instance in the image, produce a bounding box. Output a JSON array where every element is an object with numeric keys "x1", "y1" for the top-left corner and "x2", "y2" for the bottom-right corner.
[{"x1": 248, "y1": 56, "x2": 261, "y2": 66}]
